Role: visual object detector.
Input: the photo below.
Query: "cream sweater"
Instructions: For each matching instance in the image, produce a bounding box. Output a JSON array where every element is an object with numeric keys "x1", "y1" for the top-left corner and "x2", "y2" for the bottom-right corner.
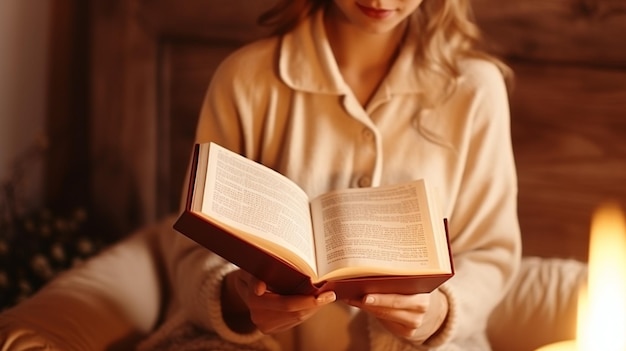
[{"x1": 152, "y1": 9, "x2": 521, "y2": 351}]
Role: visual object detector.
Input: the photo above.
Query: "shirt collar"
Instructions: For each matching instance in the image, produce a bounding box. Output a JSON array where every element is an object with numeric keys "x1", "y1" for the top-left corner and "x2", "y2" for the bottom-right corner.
[{"x1": 278, "y1": 9, "x2": 430, "y2": 97}]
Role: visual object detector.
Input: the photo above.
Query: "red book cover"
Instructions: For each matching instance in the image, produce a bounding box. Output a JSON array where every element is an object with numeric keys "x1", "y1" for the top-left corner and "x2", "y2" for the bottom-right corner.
[
  {"x1": 174, "y1": 211, "x2": 453, "y2": 299},
  {"x1": 173, "y1": 143, "x2": 454, "y2": 299}
]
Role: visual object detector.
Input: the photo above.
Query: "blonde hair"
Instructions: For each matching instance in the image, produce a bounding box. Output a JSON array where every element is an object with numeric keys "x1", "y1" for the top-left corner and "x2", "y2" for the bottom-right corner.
[
  {"x1": 259, "y1": 0, "x2": 512, "y2": 100},
  {"x1": 414, "y1": 0, "x2": 512, "y2": 83}
]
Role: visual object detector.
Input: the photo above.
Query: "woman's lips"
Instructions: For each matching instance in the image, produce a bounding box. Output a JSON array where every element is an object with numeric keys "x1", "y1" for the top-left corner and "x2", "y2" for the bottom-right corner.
[{"x1": 356, "y1": 3, "x2": 394, "y2": 19}]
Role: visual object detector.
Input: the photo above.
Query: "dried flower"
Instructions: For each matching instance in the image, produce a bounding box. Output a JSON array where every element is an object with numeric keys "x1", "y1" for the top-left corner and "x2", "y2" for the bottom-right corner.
[
  {"x1": 31, "y1": 254, "x2": 54, "y2": 280},
  {"x1": 73, "y1": 208, "x2": 87, "y2": 222},
  {"x1": 50, "y1": 242, "x2": 66, "y2": 262},
  {"x1": 54, "y1": 218, "x2": 68, "y2": 233},
  {"x1": 18, "y1": 279, "x2": 32, "y2": 294},
  {"x1": 23, "y1": 220, "x2": 36, "y2": 233},
  {"x1": 39, "y1": 224, "x2": 51, "y2": 238},
  {"x1": 0, "y1": 139, "x2": 111, "y2": 309},
  {"x1": 77, "y1": 238, "x2": 94, "y2": 255}
]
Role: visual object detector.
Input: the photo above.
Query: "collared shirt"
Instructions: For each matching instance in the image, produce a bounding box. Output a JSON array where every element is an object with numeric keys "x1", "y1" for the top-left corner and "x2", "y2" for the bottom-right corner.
[{"x1": 162, "y1": 7, "x2": 521, "y2": 351}]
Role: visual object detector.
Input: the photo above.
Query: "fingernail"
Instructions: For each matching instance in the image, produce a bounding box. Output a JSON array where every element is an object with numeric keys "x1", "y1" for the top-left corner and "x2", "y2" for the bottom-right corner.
[
  {"x1": 255, "y1": 283, "x2": 265, "y2": 296},
  {"x1": 364, "y1": 295, "x2": 375, "y2": 305},
  {"x1": 317, "y1": 291, "x2": 336, "y2": 304}
]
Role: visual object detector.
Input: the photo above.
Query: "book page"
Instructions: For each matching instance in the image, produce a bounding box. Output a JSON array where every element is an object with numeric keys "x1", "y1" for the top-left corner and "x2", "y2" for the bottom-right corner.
[
  {"x1": 310, "y1": 180, "x2": 446, "y2": 280},
  {"x1": 200, "y1": 143, "x2": 317, "y2": 275}
]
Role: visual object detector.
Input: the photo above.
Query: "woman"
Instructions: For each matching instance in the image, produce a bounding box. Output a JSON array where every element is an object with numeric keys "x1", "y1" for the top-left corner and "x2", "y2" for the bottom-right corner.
[{"x1": 145, "y1": 0, "x2": 522, "y2": 349}]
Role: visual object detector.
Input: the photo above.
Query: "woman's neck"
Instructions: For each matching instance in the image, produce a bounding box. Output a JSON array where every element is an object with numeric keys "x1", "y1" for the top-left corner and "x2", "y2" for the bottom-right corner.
[
  {"x1": 325, "y1": 9, "x2": 406, "y2": 77},
  {"x1": 324, "y1": 7, "x2": 407, "y2": 105}
]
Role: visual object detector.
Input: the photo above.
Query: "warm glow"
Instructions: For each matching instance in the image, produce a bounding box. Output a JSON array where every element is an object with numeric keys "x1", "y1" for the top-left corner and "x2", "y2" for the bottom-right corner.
[
  {"x1": 578, "y1": 202, "x2": 626, "y2": 351},
  {"x1": 535, "y1": 202, "x2": 626, "y2": 351}
]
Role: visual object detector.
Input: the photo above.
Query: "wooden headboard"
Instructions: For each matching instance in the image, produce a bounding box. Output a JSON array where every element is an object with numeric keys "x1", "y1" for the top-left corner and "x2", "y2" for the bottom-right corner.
[{"x1": 88, "y1": 0, "x2": 626, "y2": 261}]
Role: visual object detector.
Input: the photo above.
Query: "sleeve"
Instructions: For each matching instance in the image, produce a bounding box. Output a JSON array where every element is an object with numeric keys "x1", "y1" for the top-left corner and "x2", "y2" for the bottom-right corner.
[
  {"x1": 430, "y1": 62, "x2": 522, "y2": 347},
  {"x1": 368, "y1": 61, "x2": 522, "y2": 350}
]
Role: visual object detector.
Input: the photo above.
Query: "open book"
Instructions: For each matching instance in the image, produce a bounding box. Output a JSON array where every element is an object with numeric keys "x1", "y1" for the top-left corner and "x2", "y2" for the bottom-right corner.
[{"x1": 174, "y1": 142, "x2": 454, "y2": 299}]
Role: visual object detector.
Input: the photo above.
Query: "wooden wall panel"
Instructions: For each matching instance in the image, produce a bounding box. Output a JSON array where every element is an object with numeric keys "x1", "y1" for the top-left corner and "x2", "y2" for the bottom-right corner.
[
  {"x1": 89, "y1": 0, "x2": 274, "y2": 233},
  {"x1": 138, "y1": 0, "x2": 273, "y2": 38},
  {"x1": 473, "y1": 0, "x2": 626, "y2": 260},
  {"x1": 473, "y1": 0, "x2": 626, "y2": 67},
  {"x1": 45, "y1": 0, "x2": 90, "y2": 210},
  {"x1": 509, "y1": 62, "x2": 626, "y2": 260},
  {"x1": 90, "y1": 0, "x2": 159, "y2": 233},
  {"x1": 158, "y1": 40, "x2": 242, "y2": 215}
]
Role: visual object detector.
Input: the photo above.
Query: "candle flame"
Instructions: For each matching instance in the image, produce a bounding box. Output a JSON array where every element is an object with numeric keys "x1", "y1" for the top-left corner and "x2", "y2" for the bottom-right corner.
[{"x1": 578, "y1": 202, "x2": 626, "y2": 351}]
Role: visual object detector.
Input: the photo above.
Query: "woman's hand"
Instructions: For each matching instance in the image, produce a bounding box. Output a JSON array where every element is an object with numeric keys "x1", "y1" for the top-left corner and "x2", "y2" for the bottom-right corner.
[
  {"x1": 222, "y1": 269, "x2": 336, "y2": 335},
  {"x1": 346, "y1": 289, "x2": 448, "y2": 343}
]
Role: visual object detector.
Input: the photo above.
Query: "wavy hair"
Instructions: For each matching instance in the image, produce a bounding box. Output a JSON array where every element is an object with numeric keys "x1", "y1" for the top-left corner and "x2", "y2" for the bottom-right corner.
[{"x1": 258, "y1": 0, "x2": 512, "y2": 101}]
